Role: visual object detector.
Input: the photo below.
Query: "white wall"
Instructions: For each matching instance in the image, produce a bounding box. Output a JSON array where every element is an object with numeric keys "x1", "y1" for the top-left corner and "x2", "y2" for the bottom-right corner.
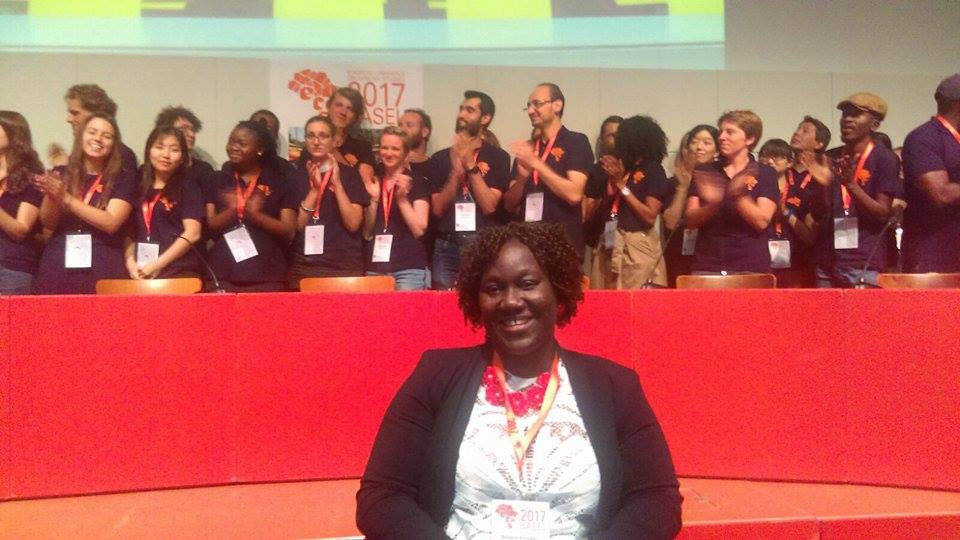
[{"x1": 1, "y1": 52, "x2": 947, "y2": 171}]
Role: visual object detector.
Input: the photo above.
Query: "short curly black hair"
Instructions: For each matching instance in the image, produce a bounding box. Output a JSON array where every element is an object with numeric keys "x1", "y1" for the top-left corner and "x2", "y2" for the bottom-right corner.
[
  {"x1": 155, "y1": 105, "x2": 203, "y2": 132},
  {"x1": 615, "y1": 115, "x2": 668, "y2": 166},
  {"x1": 456, "y1": 222, "x2": 584, "y2": 329}
]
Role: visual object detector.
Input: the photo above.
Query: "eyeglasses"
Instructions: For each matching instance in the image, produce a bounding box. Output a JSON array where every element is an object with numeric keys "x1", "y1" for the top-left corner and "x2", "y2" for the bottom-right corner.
[
  {"x1": 305, "y1": 133, "x2": 332, "y2": 142},
  {"x1": 524, "y1": 99, "x2": 554, "y2": 111}
]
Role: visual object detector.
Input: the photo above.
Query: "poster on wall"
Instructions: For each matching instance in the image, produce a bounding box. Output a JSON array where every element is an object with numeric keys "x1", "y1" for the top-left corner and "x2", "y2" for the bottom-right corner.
[{"x1": 269, "y1": 61, "x2": 423, "y2": 161}]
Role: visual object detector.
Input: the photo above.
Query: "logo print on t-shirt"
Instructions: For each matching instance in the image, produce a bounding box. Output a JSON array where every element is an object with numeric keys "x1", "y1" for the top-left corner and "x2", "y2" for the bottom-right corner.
[
  {"x1": 550, "y1": 147, "x2": 565, "y2": 161},
  {"x1": 344, "y1": 153, "x2": 359, "y2": 167},
  {"x1": 631, "y1": 170, "x2": 646, "y2": 183},
  {"x1": 856, "y1": 168, "x2": 871, "y2": 185},
  {"x1": 160, "y1": 196, "x2": 176, "y2": 211},
  {"x1": 743, "y1": 175, "x2": 758, "y2": 191},
  {"x1": 256, "y1": 184, "x2": 272, "y2": 197}
]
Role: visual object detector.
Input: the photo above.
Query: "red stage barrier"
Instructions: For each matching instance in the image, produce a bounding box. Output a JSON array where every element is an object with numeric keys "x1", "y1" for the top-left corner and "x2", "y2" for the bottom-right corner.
[{"x1": 1, "y1": 290, "x2": 958, "y2": 500}]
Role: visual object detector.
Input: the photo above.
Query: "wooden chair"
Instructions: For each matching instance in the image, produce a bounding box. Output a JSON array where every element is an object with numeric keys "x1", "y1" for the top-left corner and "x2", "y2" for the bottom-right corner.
[
  {"x1": 676, "y1": 273, "x2": 777, "y2": 289},
  {"x1": 299, "y1": 276, "x2": 396, "y2": 293},
  {"x1": 877, "y1": 272, "x2": 960, "y2": 289},
  {"x1": 95, "y1": 278, "x2": 203, "y2": 295}
]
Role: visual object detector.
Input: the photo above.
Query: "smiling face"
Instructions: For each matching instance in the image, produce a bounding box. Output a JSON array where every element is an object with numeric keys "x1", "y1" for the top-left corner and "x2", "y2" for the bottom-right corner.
[
  {"x1": 328, "y1": 94, "x2": 357, "y2": 130},
  {"x1": 479, "y1": 240, "x2": 558, "y2": 363},
  {"x1": 379, "y1": 133, "x2": 407, "y2": 170},
  {"x1": 149, "y1": 134, "x2": 184, "y2": 177},
  {"x1": 688, "y1": 128, "x2": 718, "y2": 165},
  {"x1": 172, "y1": 116, "x2": 197, "y2": 151},
  {"x1": 839, "y1": 106, "x2": 877, "y2": 144},
  {"x1": 304, "y1": 119, "x2": 334, "y2": 161},
  {"x1": 718, "y1": 121, "x2": 753, "y2": 159},
  {"x1": 81, "y1": 117, "x2": 116, "y2": 162},
  {"x1": 225, "y1": 126, "x2": 262, "y2": 168}
]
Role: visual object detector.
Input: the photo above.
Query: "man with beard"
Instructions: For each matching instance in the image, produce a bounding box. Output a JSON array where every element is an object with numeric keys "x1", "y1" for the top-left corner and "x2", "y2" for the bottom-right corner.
[
  {"x1": 428, "y1": 91, "x2": 510, "y2": 289},
  {"x1": 503, "y1": 83, "x2": 594, "y2": 257},
  {"x1": 815, "y1": 93, "x2": 901, "y2": 287},
  {"x1": 399, "y1": 108, "x2": 433, "y2": 177}
]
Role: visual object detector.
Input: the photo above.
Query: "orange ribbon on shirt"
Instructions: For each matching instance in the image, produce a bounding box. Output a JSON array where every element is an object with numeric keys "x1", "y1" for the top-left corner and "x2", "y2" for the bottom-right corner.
[{"x1": 82, "y1": 174, "x2": 104, "y2": 205}]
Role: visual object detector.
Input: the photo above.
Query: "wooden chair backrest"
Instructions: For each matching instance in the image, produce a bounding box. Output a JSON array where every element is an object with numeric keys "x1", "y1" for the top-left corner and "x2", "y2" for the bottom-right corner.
[
  {"x1": 676, "y1": 273, "x2": 777, "y2": 289},
  {"x1": 95, "y1": 278, "x2": 203, "y2": 295},
  {"x1": 299, "y1": 276, "x2": 396, "y2": 293},
  {"x1": 877, "y1": 273, "x2": 960, "y2": 289}
]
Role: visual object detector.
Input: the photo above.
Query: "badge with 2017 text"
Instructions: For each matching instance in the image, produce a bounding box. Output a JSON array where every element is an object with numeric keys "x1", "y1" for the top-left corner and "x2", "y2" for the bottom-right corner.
[{"x1": 490, "y1": 499, "x2": 550, "y2": 539}]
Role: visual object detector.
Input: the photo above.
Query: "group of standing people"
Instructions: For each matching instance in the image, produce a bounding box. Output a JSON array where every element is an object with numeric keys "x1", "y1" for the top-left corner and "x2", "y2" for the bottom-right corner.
[{"x1": 2, "y1": 73, "x2": 958, "y2": 294}]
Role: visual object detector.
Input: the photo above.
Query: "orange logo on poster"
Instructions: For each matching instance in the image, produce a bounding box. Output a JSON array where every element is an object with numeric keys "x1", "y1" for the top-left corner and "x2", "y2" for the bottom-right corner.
[{"x1": 256, "y1": 184, "x2": 272, "y2": 197}]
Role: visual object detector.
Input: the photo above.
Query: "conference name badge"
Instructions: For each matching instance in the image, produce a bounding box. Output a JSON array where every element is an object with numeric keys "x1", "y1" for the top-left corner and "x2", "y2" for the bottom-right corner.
[
  {"x1": 768, "y1": 240, "x2": 791, "y2": 269},
  {"x1": 304, "y1": 224, "x2": 325, "y2": 255},
  {"x1": 372, "y1": 234, "x2": 393, "y2": 263},
  {"x1": 64, "y1": 233, "x2": 92, "y2": 269},
  {"x1": 524, "y1": 192, "x2": 544, "y2": 222},
  {"x1": 833, "y1": 217, "x2": 858, "y2": 250},
  {"x1": 603, "y1": 218, "x2": 617, "y2": 250},
  {"x1": 681, "y1": 228, "x2": 698, "y2": 256},
  {"x1": 490, "y1": 499, "x2": 550, "y2": 539},
  {"x1": 455, "y1": 202, "x2": 476, "y2": 232},
  {"x1": 136, "y1": 242, "x2": 160, "y2": 267},
  {"x1": 224, "y1": 224, "x2": 259, "y2": 263}
]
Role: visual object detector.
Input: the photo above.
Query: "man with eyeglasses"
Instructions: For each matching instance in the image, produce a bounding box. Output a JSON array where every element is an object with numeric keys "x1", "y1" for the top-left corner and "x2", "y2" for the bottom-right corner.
[
  {"x1": 428, "y1": 91, "x2": 511, "y2": 289},
  {"x1": 503, "y1": 83, "x2": 594, "y2": 256}
]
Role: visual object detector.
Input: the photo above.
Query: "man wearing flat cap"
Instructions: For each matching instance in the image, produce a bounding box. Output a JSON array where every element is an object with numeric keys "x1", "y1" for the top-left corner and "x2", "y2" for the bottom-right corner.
[
  {"x1": 813, "y1": 92, "x2": 902, "y2": 287},
  {"x1": 900, "y1": 73, "x2": 960, "y2": 273}
]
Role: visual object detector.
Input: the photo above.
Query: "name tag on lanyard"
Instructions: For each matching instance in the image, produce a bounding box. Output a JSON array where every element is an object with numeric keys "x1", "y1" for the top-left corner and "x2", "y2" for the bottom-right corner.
[
  {"x1": 372, "y1": 234, "x2": 393, "y2": 263},
  {"x1": 64, "y1": 233, "x2": 92, "y2": 268},
  {"x1": 490, "y1": 499, "x2": 550, "y2": 539},
  {"x1": 834, "y1": 217, "x2": 859, "y2": 249},
  {"x1": 455, "y1": 202, "x2": 476, "y2": 232},
  {"x1": 768, "y1": 239, "x2": 791, "y2": 269},
  {"x1": 603, "y1": 218, "x2": 617, "y2": 249},
  {"x1": 224, "y1": 224, "x2": 258, "y2": 263},
  {"x1": 304, "y1": 224, "x2": 325, "y2": 255},
  {"x1": 524, "y1": 192, "x2": 544, "y2": 222},
  {"x1": 136, "y1": 242, "x2": 160, "y2": 267},
  {"x1": 681, "y1": 228, "x2": 698, "y2": 256}
]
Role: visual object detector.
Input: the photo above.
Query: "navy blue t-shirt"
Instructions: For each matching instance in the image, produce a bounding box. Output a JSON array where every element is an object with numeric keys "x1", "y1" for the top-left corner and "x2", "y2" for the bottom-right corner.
[
  {"x1": 768, "y1": 168, "x2": 821, "y2": 272},
  {"x1": 611, "y1": 160, "x2": 671, "y2": 232},
  {"x1": 817, "y1": 144, "x2": 901, "y2": 271},
  {"x1": 689, "y1": 159, "x2": 780, "y2": 274},
  {"x1": 35, "y1": 167, "x2": 139, "y2": 294},
  {"x1": 366, "y1": 170, "x2": 431, "y2": 274},
  {"x1": 289, "y1": 163, "x2": 370, "y2": 274},
  {"x1": 514, "y1": 126, "x2": 594, "y2": 255},
  {"x1": 206, "y1": 163, "x2": 298, "y2": 284},
  {"x1": 429, "y1": 141, "x2": 511, "y2": 234},
  {"x1": 0, "y1": 184, "x2": 44, "y2": 274},
  {"x1": 134, "y1": 174, "x2": 205, "y2": 278},
  {"x1": 901, "y1": 118, "x2": 960, "y2": 272}
]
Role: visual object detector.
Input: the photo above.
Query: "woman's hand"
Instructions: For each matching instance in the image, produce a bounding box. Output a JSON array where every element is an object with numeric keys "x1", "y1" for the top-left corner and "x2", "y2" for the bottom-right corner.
[
  {"x1": 365, "y1": 175, "x2": 381, "y2": 201},
  {"x1": 395, "y1": 174, "x2": 413, "y2": 199},
  {"x1": 693, "y1": 172, "x2": 725, "y2": 205},
  {"x1": 244, "y1": 190, "x2": 265, "y2": 217},
  {"x1": 329, "y1": 160, "x2": 342, "y2": 190},
  {"x1": 33, "y1": 171, "x2": 68, "y2": 204},
  {"x1": 126, "y1": 257, "x2": 141, "y2": 280},
  {"x1": 137, "y1": 260, "x2": 162, "y2": 280},
  {"x1": 601, "y1": 155, "x2": 625, "y2": 186}
]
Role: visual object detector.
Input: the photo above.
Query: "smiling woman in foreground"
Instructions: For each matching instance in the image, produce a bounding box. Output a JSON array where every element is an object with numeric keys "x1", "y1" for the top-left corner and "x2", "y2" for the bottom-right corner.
[{"x1": 356, "y1": 222, "x2": 682, "y2": 539}]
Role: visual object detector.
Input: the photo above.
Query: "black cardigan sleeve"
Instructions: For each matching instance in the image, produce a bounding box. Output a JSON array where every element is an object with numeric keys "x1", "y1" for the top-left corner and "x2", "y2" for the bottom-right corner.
[
  {"x1": 592, "y1": 368, "x2": 682, "y2": 539},
  {"x1": 355, "y1": 350, "x2": 452, "y2": 540}
]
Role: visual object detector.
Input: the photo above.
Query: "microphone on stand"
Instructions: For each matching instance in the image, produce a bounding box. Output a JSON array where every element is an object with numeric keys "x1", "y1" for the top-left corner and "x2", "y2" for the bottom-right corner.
[
  {"x1": 641, "y1": 218, "x2": 685, "y2": 289},
  {"x1": 854, "y1": 206, "x2": 904, "y2": 289},
  {"x1": 182, "y1": 236, "x2": 226, "y2": 293}
]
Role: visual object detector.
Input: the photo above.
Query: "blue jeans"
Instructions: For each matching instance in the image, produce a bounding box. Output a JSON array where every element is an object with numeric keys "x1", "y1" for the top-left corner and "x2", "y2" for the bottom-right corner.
[
  {"x1": 816, "y1": 265, "x2": 878, "y2": 288},
  {"x1": 367, "y1": 268, "x2": 431, "y2": 291},
  {"x1": 0, "y1": 267, "x2": 33, "y2": 295},
  {"x1": 432, "y1": 237, "x2": 461, "y2": 290}
]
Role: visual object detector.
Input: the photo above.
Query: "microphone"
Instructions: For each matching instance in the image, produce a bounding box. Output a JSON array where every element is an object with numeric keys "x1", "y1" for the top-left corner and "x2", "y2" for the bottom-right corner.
[
  {"x1": 181, "y1": 235, "x2": 226, "y2": 293},
  {"x1": 641, "y1": 217, "x2": 684, "y2": 289},
  {"x1": 854, "y1": 206, "x2": 904, "y2": 289}
]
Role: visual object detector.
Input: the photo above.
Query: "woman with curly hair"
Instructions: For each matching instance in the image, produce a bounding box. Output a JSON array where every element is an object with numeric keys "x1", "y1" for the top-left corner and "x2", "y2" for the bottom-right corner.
[
  {"x1": 596, "y1": 115, "x2": 672, "y2": 288},
  {"x1": 34, "y1": 113, "x2": 138, "y2": 294},
  {"x1": 0, "y1": 111, "x2": 45, "y2": 293},
  {"x1": 358, "y1": 221, "x2": 681, "y2": 539}
]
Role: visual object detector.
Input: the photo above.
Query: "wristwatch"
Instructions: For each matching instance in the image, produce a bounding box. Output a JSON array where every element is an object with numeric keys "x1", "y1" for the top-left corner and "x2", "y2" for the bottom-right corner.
[{"x1": 620, "y1": 186, "x2": 631, "y2": 197}]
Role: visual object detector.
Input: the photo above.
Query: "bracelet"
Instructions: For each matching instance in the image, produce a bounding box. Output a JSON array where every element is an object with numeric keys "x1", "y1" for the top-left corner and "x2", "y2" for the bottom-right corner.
[
  {"x1": 620, "y1": 186, "x2": 632, "y2": 197},
  {"x1": 299, "y1": 202, "x2": 317, "y2": 213},
  {"x1": 177, "y1": 234, "x2": 194, "y2": 246}
]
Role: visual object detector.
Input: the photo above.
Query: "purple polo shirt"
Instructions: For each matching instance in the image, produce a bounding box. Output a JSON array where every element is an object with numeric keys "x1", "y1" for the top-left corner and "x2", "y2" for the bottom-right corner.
[
  {"x1": 429, "y1": 141, "x2": 511, "y2": 234},
  {"x1": 35, "y1": 167, "x2": 139, "y2": 294},
  {"x1": 817, "y1": 145, "x2": 901, "y2": 271},
  {"x1": 134, "y1": 175, "x2": 205, "y2": 278},
  {"x1": 611, "y1": 160, "x2": 671, "y2": 232},
  {"x1": 0, "y1": 184, "x2": 44, "y2": 274},
  {"x1": 689, "y1": 159, "x2": 780, "y2": 274},
  {"x1": 366, "y1": 169, "x2": 431, "y2": 274},
  {"x1": 901, "y1": 118, "x2": 960, "y2": 272},
  {"x1": 206, "y1": 163, "x2": 298, "y2": 284},
  {"x1": 288, "y1": 163, "x2": 370, "y2": 275},
  {"x1": 338, "y1": 134, "x2": 376, "y2": 172},
  {"x1": 513, "y1": 126, "x2": 594, "y2": 255}
]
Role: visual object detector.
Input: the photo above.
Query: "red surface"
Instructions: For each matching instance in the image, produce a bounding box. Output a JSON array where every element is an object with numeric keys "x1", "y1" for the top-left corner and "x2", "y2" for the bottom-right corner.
[{"x1": 1, "y1": 290, "x2": 959, "y2": 500}]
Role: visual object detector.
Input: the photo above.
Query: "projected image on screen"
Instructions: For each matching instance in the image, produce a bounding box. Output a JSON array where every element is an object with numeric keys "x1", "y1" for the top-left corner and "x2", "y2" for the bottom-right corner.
[{"x1": 0, "y1": 0, "x2": 724, "y2": 69}]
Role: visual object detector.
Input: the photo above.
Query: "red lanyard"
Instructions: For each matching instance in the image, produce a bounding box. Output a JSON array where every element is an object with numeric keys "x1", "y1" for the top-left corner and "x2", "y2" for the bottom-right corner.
[
  {"x1": 840, "y1": 142, "x2": 874, "y2": 213},
  {"x1": 491, "y1": 351, "x2": 560, "y2": 472},
  {"x1": 381, "y1": 173, "x2": 398, "y2": 231},
  {"x1": 532, "y1": 133, "x2": 558, "y2": 186},
  {"x1": 775, "y1": 172, "x2": 797, "y2": 237},
  {"x1": 82, "y1": 174, "x2": 104, "y2": 205},
  {"x1": 308, "y1": 161, "x2": 333, "y2": 221},
  {"x1": 936, "y1": 116, "x2": 960, "y2": 146},
  {"x1": 141, "y1": 191, "x2": 163, "y2": 240},
  {"x1": 234, "y1": 172, "x2": 259, "y2": 222}
]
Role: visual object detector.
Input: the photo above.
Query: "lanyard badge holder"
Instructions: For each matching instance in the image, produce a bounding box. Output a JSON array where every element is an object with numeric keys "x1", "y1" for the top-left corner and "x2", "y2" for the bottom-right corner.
[
  {"x1": 225, "y1": 174, "x2": 260, "y2": 263},
  {"x1": 64, "y1": 174, "x2": 104, "y2": 269},
  {"x1": 372, "y1": 179, "x2": 395, "y2": 263},
  {"x1": 304, "y1": 166, "x2": 333, "y2": 256}
]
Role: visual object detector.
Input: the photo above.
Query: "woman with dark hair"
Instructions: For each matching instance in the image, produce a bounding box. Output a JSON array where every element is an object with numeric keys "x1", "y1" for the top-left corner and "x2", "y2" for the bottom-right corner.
[
  {"x1": 204, "y1": 120, "x2": 297, "y2": 292},
  {"x1": 595, "y1": 115, "x2": 672, "y2": 288},
  {"x1": 33, "y1": 114, "x2": 137, "y2": 294},
  {"x1": 288, "y1": 115, "x2": 370, "y2": 289},
  {"x1": 0, "y1": 111, "x2": 45, "y2": 294},
  {"x1": 124, "y1": 126, "x2": 203, "y2": 280},
  {"x1": 357, "y1": 221, "x2": 681, "y2": 539},
  {"x1": 662, "y1": 124, "x2": 719, "y2": 287},
  {"x1": 684, "y1": 110, "x2": 779, "y2": 275},
  {"x1": 327, "y1": 87, "x2": 376, "y2": 189},
  {"x1": 362, "y1": 126, "x2": 431, "y2": 290},
  {"x1": 583, "y1": 115, "x2": 622, "y2": 285}
]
